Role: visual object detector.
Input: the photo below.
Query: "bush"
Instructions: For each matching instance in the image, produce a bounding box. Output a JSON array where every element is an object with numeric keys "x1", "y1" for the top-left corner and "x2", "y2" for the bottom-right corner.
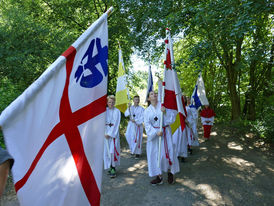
[{"x1": 252, "y1": 106, "x2": 274, "y2": 143}]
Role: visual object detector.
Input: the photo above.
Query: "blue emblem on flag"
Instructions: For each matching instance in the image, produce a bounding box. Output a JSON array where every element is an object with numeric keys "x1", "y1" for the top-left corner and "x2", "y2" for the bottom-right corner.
[
  {"x1": 75, "y1": 38, "x2": 108, "y2": 88},
  {"x1": 190, "y1": 85, "x2": 202, "y2": 109}
]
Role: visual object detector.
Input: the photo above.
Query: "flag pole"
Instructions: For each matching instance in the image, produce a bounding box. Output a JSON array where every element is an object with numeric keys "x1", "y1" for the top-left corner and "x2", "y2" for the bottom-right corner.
[
  {"x1": 107, "y1": 6, "x2": 114, "y2": 16},
  {"x1": 167, "y1": 29, "x2": 175, "y2": 70},
  {"x1": 158, "y1": 29, "x2": 169, "y2": 168}
]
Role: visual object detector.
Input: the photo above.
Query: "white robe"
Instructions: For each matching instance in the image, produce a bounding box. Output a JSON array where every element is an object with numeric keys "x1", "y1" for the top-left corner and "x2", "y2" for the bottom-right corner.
[
  {"x1": 125, "y1": 105, "x2": 144, "y2": 154},
  {"x1": 187, "y1": 106, "x2": 200, "y2": 146},
  {"x1": 104, "y1": 107, "x2": 121, "y2": 170},
  {"x1": 201, "y1": 116, "x2": 214, "y2": 125},
  {"x1": 172, "y1": 127, "x2": 188, "y2": 158},
  {"x1": 144, "y1": 102, "x2": 180, "y2": 177},
  {"x1": 186, "y1": 106, "x2": 194, "y2": 146}
]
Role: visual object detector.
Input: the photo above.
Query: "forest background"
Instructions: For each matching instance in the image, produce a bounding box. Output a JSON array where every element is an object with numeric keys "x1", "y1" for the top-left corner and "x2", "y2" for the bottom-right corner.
[{"x1": 0, "y1": 0, "x2": 273, "y2": 146}]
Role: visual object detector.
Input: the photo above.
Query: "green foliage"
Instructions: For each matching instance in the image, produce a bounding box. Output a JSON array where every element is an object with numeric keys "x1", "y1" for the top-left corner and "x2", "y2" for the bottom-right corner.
[
  {"x1": 252, "y1": 106, "x2": 274, "y2": 143},
  {"x1": 0, "y1": 0, "x2": 273, "y2": 141}
]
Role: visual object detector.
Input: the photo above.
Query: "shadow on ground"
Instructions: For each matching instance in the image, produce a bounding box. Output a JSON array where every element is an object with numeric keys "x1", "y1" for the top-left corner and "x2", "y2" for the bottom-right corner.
[
  {"x1": 100, "y1": 125, "x2": 274, "y2": 206},
  {"x1": 1, "y1": 124, "x2": 273, "y2": 206}
]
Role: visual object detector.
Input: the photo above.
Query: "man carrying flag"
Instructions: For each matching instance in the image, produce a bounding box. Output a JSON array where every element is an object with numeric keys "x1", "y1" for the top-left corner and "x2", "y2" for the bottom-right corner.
[
  {"x1": 144, "y1": 28, "x2": 182, "y2": 185},
  {"x1": 162, "y1": 28, "x2": 189, "y2": 166},
  {"x1": 190, "y1": 73, "x2": 209, "y2": 109},
  {"x1": 200, "y1": 104, "x2": 216, "y2": 140},
  {"x1": 104, "y1": 95, "x2": 121, "y2": 178},
  {"x1": 190, "y1": 73, "x2": 209, "y2": 143},
  {"x1": 125, "y1": 95, "x2": 144, "y2": 159},
  {"x1": 0, "y1": 7, "x2": 113, "y2": 206}
]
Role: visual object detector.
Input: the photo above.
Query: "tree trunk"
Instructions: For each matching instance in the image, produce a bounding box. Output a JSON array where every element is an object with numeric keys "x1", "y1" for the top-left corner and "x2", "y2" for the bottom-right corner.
[
  {"x1": 226, "y1": 67, "x2": 241, "y2": 120},
  {"x1": 247, "y1": 60, "x2": 256, "y2": 120},
  {"x1": 262, "y1": 43, "x2": 274, "y2": 100},
  {"x1": 223, "y1": 39, "x2": 242, "y2": 120}
]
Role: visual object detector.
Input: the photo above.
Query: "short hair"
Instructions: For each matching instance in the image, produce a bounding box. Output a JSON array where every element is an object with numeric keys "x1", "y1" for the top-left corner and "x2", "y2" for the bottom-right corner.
[
  {"x1": 107, "y1": 95, "x2": 116, "y2": 101},
  {"x1": 133, "y1": 95, "x2": 140, "y2": 99}
]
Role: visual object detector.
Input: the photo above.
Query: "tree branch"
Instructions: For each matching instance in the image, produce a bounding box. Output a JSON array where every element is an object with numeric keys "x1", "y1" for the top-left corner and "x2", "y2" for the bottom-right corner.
[
  {"x1": 42, "y1": 0, "x2": 86, "y2": 30},
  {"x1": 93, "y1": 0, "x2": 100, "y2": 18}
]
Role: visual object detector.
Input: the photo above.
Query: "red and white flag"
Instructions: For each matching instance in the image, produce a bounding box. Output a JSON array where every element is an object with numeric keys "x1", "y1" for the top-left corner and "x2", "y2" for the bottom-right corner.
[
  {"x1": 0, "y1": 10, "x2": 110, "y2": 206},
  {"x1": 163, "y1": 29, "x2": 187, "y2": 133}
]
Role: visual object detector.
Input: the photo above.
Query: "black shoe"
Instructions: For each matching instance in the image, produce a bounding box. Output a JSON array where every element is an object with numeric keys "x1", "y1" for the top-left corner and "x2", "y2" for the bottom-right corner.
[
  {"x1": 188, "y1": 148, "x2": 193, "y2": 155},
  {"x1": 181, "y1": 157, "x2": 186, "y2": 162},
  {"x1": 135, "y1": 154, "x2": 140, "y2": 159},
  {"x1": 168, "y1": 172, "x2": 175, "y2": 184},
  {"x1": 150, "y1": 176, "x2": 163, "y2": 186}
]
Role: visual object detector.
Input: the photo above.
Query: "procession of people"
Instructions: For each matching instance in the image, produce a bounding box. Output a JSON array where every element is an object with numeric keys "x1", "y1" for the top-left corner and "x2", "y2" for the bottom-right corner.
[{"x1": 104, "y1": 83, "x2": 215, "y2": 185}]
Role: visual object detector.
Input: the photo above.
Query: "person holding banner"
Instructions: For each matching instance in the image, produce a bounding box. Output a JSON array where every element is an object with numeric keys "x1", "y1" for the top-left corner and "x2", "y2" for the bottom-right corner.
[
  {"x1": 188, "y1": 98, "x2": 199, "y2": 147},
  {"x1": 200, "y1": 104, "x2": 216, "y2": 140},
  {"x1": 189, "y1": 104, "x2": 199, "y2": 145},
  {"x1": 185, "y1": 98, "x2": 195, "y2": 154},
  {"x1": 125, "y1": 95, "x2": 144, "y2": 159},
  {"x1": 144, "y1": 91, "x2": 179, "y2": 185},
  {"x1": 104, "y1": 95, "x2": 121, "y2": 178}
]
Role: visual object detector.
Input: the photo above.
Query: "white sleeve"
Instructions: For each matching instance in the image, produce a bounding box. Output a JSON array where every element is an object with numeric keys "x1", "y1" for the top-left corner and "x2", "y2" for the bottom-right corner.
[
  {"x1": 163, "y1": 108, "x2": 176, "y2": 126},
  {"x1": 135, "y1": 107, "x2": 144, "y2": 125},
  {"x1": 144, "y1": 109, "x2": 158, "y2": 141}
]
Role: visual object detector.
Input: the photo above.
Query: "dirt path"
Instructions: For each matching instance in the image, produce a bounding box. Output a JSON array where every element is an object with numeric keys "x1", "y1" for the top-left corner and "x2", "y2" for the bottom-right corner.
[{"x1": 1, "y1": 124, "x2": 274, "y2": 206}]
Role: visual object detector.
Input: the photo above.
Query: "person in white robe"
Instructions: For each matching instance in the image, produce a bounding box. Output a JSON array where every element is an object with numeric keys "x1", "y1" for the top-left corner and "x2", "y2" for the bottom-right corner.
[
  {"x1": 189, "y1": 103, "x2": 199, "y2": 147},
  {"x1": 125, "y1": 95, "x2": 144, "y2": 158},
  {"x1": 185, "y1": 99, "x2": 195, "y2": 154},
  {"x1": 104, "y1": 95, "x2": 121, "y2": 178},
  {"x1": 172, "y1": 126, "x2": 188, "y2": 162},
  {"x1": 171, "y1": 95, "x2": 188, "y2": 162},
  {"x1": 144, "y1": 91, "x2": 180, "y2": 185}
]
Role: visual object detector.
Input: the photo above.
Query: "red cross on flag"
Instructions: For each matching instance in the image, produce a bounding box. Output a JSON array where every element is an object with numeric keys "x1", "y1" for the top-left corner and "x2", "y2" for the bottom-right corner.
[
  {"x1": 0, "y1": 9, "x2": 110, "y2": 206},
  {"x1": 163, "y1": 28, "x2": 187, "y2": 134}
]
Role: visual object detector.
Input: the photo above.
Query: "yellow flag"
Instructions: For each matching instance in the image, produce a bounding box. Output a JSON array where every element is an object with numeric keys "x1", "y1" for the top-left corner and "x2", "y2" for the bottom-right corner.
[{"x1": 115, "y1": 47, "x2": 129, "y2": 113}]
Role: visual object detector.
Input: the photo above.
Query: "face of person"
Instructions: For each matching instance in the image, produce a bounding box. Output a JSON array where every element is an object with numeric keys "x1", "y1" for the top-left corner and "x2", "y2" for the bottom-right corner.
[
  {"x1": 107, "y1": 98, "x2": 115, "y2": 109},
  {"x1": 187, "y1": 99, "x2": 191, "y2": 105},
  {"x1": 205, "y1": 105, "x2": 209, "y2": 109},
  {"x1": 148, "y1": 91, "x2": 158, "y2": 102},
  {"x1": 133, "y1": 97, "x2": 140, "y2": 105}
]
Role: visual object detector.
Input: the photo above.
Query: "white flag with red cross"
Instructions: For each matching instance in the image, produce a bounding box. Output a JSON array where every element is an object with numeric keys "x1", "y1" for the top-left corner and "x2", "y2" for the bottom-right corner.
[
  {"x1": 163, "y1": 28, "x2": 187, "y2": 134},
  {"x1": 0, "y1": 11, "x2": 109, "y2": 206}
]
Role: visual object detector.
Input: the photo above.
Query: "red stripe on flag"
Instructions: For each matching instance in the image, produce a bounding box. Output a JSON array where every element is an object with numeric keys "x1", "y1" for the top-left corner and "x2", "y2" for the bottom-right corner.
[
  {"x1": 61, "y1": 46, "x2": 101, "y2": 205},
  {"x1": 15, "y1": 46, "x2": 105, "y2": 206},
  {"x1": 181, "y1": 96, "x2": 187, "y2": 116},
  {"x1": 179, "y1": 112, "x2": 186, "y2": 131},
  {"x1": 164, "y1": 89, "x2": 177, "y2": 110},
  {"x1": 165, "y1": 49, "x2": 172, "y2": 69}
]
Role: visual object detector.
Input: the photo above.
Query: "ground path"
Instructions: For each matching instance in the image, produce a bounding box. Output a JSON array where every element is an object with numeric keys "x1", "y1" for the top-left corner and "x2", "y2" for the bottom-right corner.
[{"x1": 1, "y1": 124, "x2": 274, "y2": 206}]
